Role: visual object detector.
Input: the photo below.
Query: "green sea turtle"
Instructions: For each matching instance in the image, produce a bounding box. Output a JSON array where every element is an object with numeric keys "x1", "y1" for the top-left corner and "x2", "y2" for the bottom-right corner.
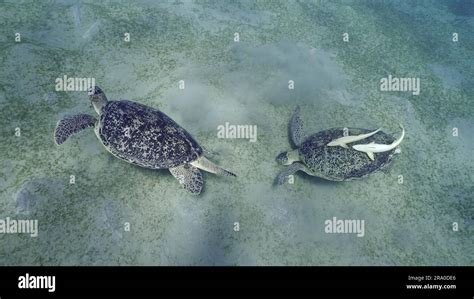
[
  {"x1": 276, "y1": 106, "x2": 400, "y2": 184},
  {"x1": 54, "y1": 86, "x2": 236, "y2": 195}
]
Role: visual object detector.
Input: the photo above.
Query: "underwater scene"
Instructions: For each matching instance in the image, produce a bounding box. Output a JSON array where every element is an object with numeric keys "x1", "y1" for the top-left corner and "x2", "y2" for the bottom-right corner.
[{"x1": 0, "y1": 0, "x2": 473, "y2": 266}]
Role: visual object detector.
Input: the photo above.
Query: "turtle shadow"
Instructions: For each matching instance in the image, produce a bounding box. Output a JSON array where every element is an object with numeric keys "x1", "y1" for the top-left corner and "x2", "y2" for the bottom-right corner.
[
  {"x1": 304, "y1": 174, "x2": 344, "y2": 186},
  {"x1": 272, "y1": 171, "x2": 343, "y2": 187},
  {"x1": 128, "y1": 164, "x2": 171, "y2": 180},
  {"x1": 447, "y1": 0, "x2": 474, "y2": 16},
  {"x1": 126, "y1": 161, "x2": 214, "y2": 196}
]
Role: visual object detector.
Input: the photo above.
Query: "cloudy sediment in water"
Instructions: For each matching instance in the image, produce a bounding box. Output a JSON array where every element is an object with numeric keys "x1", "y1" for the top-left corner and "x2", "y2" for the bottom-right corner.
[{"x1": 0, "y1": 1, "x2": 472, "y2": 265}]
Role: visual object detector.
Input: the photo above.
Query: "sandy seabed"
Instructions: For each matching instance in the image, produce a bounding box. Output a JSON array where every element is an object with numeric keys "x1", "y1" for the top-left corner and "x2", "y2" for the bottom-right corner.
[{"x1": 0, "y1": 0, "x2": 472, "y2": 266}]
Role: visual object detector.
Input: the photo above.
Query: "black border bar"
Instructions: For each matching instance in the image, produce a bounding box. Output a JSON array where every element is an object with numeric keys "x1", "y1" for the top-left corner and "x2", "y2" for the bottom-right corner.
[{"x1": 0, "y1": 266, "x2": 472, "y2": 298}]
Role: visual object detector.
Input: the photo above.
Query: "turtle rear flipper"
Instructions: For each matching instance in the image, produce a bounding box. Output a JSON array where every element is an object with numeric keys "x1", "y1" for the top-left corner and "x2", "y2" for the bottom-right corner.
[
  {"x1": 191, "y1": 156, "x2": 236, "y2": 177},
  {"x1": 289, "y1": 106, "x2": 305, "y2": 147},
  {"x1": 54, "y1": 114, "x2": 96, "y2": 145},
  {"x1": 169, "y1": 164, "x2": 203, "y2": 195}
]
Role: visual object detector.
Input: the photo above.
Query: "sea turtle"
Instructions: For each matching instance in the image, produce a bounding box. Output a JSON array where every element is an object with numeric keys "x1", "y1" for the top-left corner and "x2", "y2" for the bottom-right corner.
[
  {"x1": 54, "y1": 86, "x2": 236, "y2": 195},
  {"x1": 275, "y1": 106, "x2": 399, "y2": 184}
]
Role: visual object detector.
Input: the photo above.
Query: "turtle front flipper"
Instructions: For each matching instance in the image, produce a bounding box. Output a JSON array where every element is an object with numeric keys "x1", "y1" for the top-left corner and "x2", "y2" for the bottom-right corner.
[
  {"x1": 54, "y1": 114, "x2": 97, "y2": 145},
  {"x1": 169, "y1": 164, "x2": 204, "y2": 195},
  {"x1": 275, "y1": 162, "x2": 311, "y2": 185},
  {"x1": 289, "y1": 106, "x2": 305, "y2": 147}
]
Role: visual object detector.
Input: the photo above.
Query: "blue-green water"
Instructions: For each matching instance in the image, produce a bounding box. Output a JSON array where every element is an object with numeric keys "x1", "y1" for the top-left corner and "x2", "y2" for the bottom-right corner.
[{"x1": 0, "y1": 0, "x2": 472, "y2": 265}]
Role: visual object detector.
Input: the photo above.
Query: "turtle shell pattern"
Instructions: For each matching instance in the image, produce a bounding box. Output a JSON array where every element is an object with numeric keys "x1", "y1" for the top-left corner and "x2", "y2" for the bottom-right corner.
[
  {"x1": 98, "y1": 100, "x2": 203, "y2": 169},
  {"x1": 299, "y1": 128, "x2": 396, "y2": 181}
]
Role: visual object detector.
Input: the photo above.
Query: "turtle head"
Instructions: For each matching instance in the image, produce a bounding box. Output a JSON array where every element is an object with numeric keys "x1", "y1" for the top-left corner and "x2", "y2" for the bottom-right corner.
[
  {"x1": 276, "y1": 150, "x2": 299, "y2": 165},
  {"x1": 88, "y1": 85, "x2": 108, "y2": 114},
  {"x1": 276, "y1": 151, "x2": 291, "y2": 165}
]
